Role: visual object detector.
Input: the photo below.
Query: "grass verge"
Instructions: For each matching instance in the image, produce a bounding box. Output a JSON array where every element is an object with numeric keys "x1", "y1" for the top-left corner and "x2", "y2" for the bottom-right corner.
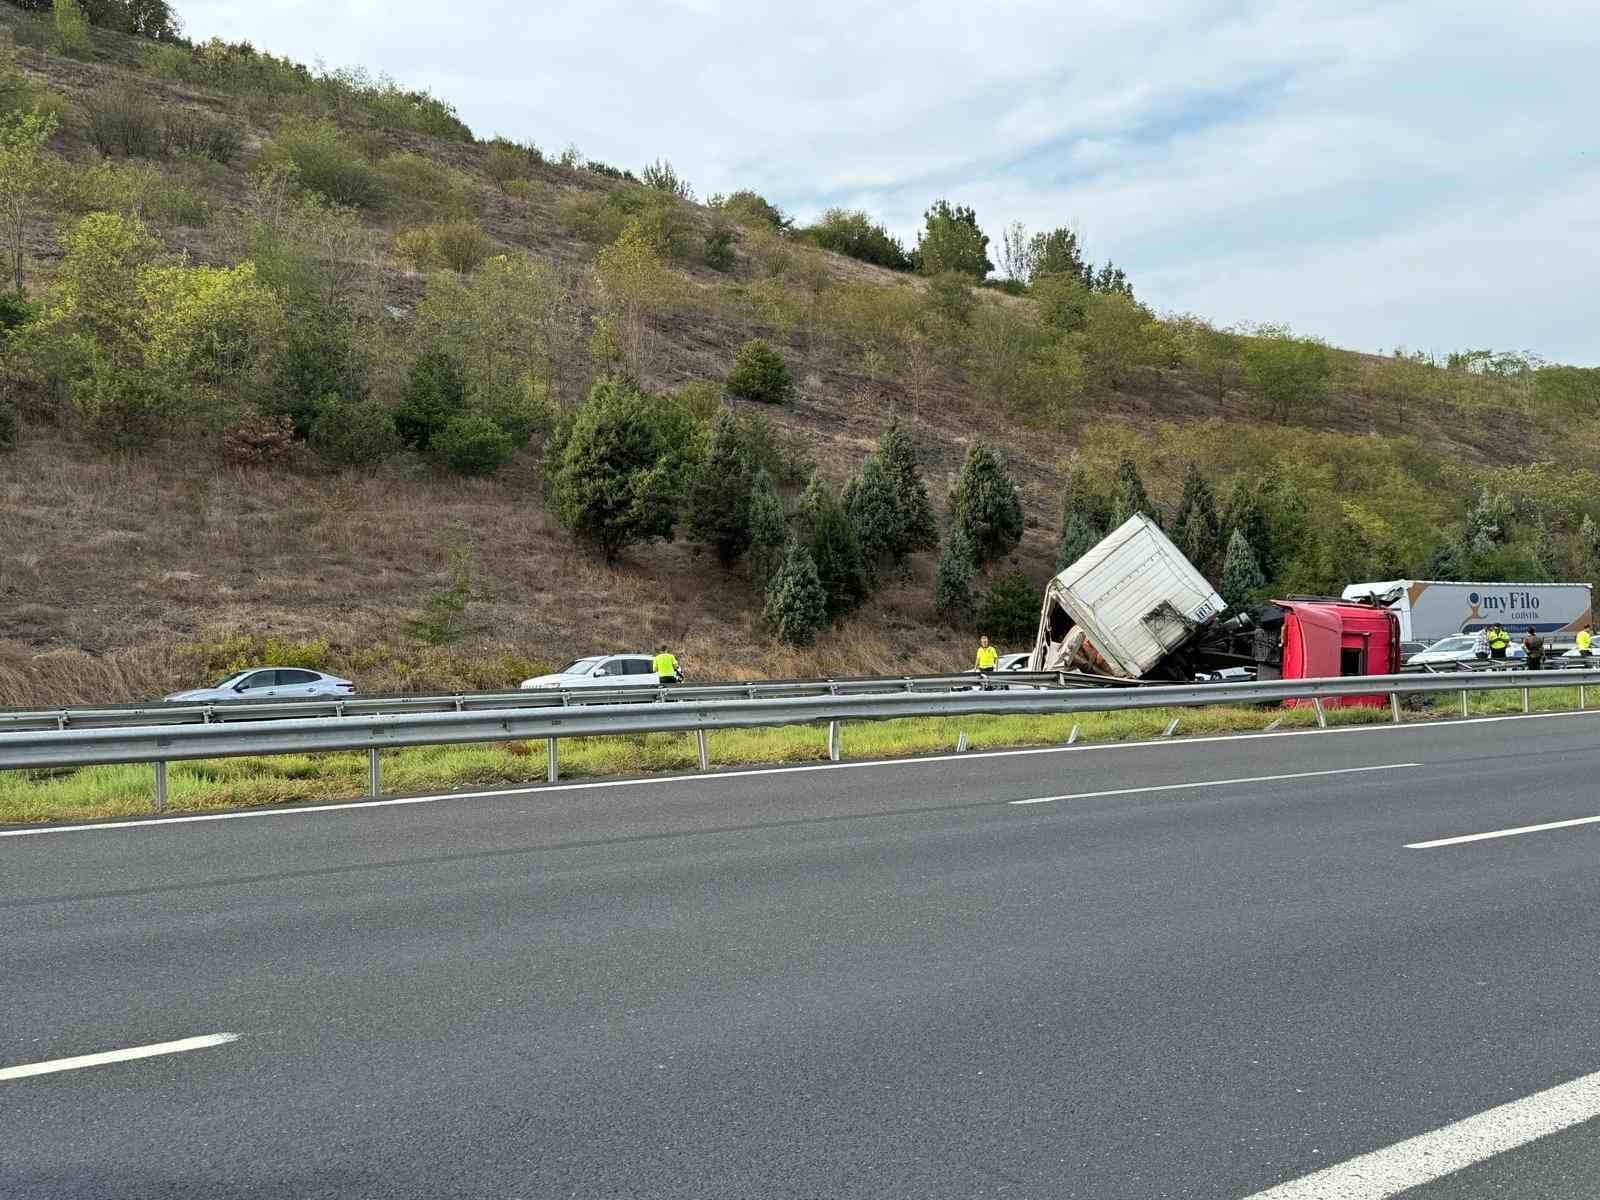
[{"x1": 0, "y1": 686, "x2": 1587, "y2": 826}]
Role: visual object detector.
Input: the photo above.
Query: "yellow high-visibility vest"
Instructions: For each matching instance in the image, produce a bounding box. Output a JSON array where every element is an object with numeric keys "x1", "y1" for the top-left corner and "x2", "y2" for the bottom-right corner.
[
  {"x1": 976, "y1": 645, "x2": 999, "y2": 670},
  {"x1": 1579, "y1": 630, "x2": 1593, "y2": 652},
  {"x1": 653, "y1": 652, "x2": 679, "y2": 677}
]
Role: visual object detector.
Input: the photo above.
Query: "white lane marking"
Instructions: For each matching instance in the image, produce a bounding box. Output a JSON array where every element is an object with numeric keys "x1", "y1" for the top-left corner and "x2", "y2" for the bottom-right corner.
[
  {"x1": 3, "y1": 708, "x2": 1596, "y2": 840},
  {"x1": 0, "y1": 1033, "x2": 239, "y2": 1082},
  {"x1": 1241, "y1": 1067, "x2": 1600, "y2": 1199},
  {"x1": 1008, "y1": 763, "x2": 1420, "y2": 806},
  {"x1": 1407, "y1": 813, "x2": 1600, "y2": 849}
]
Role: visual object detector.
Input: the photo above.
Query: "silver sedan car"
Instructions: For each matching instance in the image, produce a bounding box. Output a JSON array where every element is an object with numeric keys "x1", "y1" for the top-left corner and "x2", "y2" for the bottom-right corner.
[{"x1": 164, "y1": 668, "x2": 355, "y2": 702}]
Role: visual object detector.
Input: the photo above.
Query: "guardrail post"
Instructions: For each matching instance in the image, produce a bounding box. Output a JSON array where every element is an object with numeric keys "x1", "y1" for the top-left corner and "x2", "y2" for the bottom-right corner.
[
  {"x1": 827, "y1": 721, "x2": 841, "y2": 762},
  {"x1": 955, "y1": 732, "x2": 969, "y2": 753},
  {"x1": 1390, "y1": 693, "x2": 1401, "y2": 725},
  {"x1": 1163, "y1": 718, "x2": 1179, "y2": 737},
  {"x1": 1067, "y1": 724, "x2": 1079, "y2": 745},
  {"x1": 695, "y1": 729, "x2": 709, "y2": 771},
  {"x1": 1311, "y1": 698, "x2": 1327, "y2": 729},
  {"x1": 153, "y1": 760, "x2": 167, "y2": 813},
  {"x1": 1581, "y1": 684, "x2": 1587, "y2": 711},
  {"x1": 368, "y1": 747, "x2": 381, "y2": 798},
  {"x1": 546, "y1": 737, "x2": 559, "y2": 782},
  {"x1": 1461, "y1": 689, "x2": 1469, "y2": 718},
  {"x1": 1522, "y1": 687, "x2": 1531, "y2": 714}
]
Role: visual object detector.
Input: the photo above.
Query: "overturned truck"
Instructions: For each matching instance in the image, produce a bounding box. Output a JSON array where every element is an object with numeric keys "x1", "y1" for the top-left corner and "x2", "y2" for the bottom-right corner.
[{"x1": 1028, "y1": 515, "x2": 1400, "y2": 701}]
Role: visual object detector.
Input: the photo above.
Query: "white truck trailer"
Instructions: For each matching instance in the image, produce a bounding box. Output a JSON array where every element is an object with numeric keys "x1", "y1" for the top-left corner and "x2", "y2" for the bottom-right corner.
[
  {"x1": 1340, "y1": 580, "x2": 1593, "y2": 644},
  {"x1": 1029, "y1": 515, "x2": 1228, "y2": 680}
]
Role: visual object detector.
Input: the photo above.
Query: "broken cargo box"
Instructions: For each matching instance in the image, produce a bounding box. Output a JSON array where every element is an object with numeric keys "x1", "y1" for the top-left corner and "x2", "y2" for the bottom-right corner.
[{"x1": 1028, "y1": 515, "x2": 1227, "y2": 679}]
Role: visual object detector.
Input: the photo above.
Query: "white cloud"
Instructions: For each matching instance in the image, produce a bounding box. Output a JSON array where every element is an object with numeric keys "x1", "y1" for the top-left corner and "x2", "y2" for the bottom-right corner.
[{"x1": 179, "y1": 0, "x2": 1600, "y2": 363}]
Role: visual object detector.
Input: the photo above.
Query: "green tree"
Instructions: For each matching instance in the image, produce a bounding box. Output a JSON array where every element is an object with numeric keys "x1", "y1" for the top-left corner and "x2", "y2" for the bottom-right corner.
[
  {"x1": 1025, "y1": 226, "x2": 1090, "y2": 284},
  {"x1": 747, "y1": 467, "x2": 787, "y2": 587},
  {"x1": 1168, "y1": 463, "x2": 1222, "y2": 576},
  {"x1": 1056, "y1": 466, "x2": 1110, "y2": 570},
  {"x1": 54, "y1": 0, "x2": 91, "y2": 54},
  {"x1": 1244, "y1": 327, "x2": 1332, "y2": 423},
  {"x1": 916, "y1": 200, "x2": 992, "y2": 279},
  {"x1": 1056, "y1": 510, "x2": 1101, "y2": 571},
  {"x1": 1075, "y1": 291, "x2": 1166, "y2": 391},
  {"x1": 433, "y1": 410, "x2": 514, "y2": 476},
  {"x1": 724, "y1": 338, "x2": 793, "y2": 404},
  {"x1": 640, "y1": 158, "x2": 692, "y2": 199},
  {"x1": 799, "y1": 475, "x2": 869, "y2": 619},
  {"x1": 981, "y1": 571, "x2": 1039, "y2": 642},
  {"x1": 715, "y1": 189, "x2": 786, "y2": 229},
  {"x1": 548, "y1": 375, "x2": 695, "y2": 563},
  {"x1": 687, "y1": 408, "x2": 756, "y2": 567},
  {"x1": 309, "y1": 394, "x2": 400, "y2": 467},
  {"x1": 1220, "y1": 475, "x2": 1274, "y2": 579},
  {"x1": 0, "y1": 112, "x2": 57, "y2": 296},
  {"x1": 949, "y1": 442, "x2": 1024, "y2": 564},
  {"x1": 1109, "y1": 457, "x2": 1156, "y2": 527},
  {"x1": 934, "y1": 527, "x2": 978, "y2": 624},
  {"x1": 395, "y1": 350, "x2": 467, "y2": 451},
  {"x1": 763, "y1": 542, "x2": 828, "y2": 646},
  {"x1": 1220, "y1": 529, "x2": 1266, "y2": 611},
  {"x1": 592, "y1": 218, "x2": 679, "y2": 376},
  {"x1": 879, "y1": 421, "x2": 938, "y2": 555},
  {"x1": 844, "y1": 455, "x2": 904, "y2": 583}
]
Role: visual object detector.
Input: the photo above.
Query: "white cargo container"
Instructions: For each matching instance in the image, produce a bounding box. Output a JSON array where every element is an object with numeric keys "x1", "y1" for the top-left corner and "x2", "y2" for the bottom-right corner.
[
  {"x1": 1340, "y1": 580, "x2": 1593, "y2": 644},
  {"x1": 1029, "y1": 515, "x2": 1227, "y2": 679}
]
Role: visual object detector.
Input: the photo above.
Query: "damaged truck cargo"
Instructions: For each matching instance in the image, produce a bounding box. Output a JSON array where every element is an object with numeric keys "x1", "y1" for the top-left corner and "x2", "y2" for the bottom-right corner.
[{"x1": 1028, "y1": 514, "x2": 1402, "y2": 699}]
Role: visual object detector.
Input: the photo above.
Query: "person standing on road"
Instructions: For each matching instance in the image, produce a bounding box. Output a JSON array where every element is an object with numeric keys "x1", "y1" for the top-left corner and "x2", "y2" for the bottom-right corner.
[
  {"x1": 653, "y1": 644, "x2": 681, "y2": 685},
  {"x1": 1523, "y1": 627, "x2": 1545, "y2": 671},
  {"x1": 1578, "y1": 628, "x2": 1593, "y2": 659},
  {"x1": 975, "y1": 636, "x2": 999, "y2": 671},
  {"x1": 1473, "y1": 627, "x2": 1490, "y2": 661},
  {"x1": 1488, "y1": 623, "x2": 1511, "y2": 661}
]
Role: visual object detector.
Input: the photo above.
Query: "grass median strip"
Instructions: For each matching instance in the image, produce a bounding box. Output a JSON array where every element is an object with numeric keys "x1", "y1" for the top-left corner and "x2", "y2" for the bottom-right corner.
[{"x1": 0, "y1": 687, "x2": 1587, "y2": 826}]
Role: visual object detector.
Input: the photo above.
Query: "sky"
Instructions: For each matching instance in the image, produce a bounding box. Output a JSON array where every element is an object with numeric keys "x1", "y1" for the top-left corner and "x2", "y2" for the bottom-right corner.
[{"x1": 180, "y1": 0, "x2": 1599, "y2": 366}]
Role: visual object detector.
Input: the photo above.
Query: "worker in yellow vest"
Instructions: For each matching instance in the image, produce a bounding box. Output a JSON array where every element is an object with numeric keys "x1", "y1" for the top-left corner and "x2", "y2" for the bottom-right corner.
[
  {"x1": 1487, "y1": 624, "x2": 1511, "y2": 661},
  {"x1": 1578, "y1": 629, "x2": 1593, "y2": 659},
  {"x1": 653, "y1": 645, "x2": 681, "y2": 684},
  {"x1": 975, "y1": 636, "x2": 999, "y2": 671}
]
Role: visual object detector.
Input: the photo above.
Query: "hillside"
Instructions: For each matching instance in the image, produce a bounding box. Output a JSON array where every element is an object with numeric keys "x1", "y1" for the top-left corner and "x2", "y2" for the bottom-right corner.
[{"x1": 2, "y1": 3, "x2": 1598, "y2": 707}]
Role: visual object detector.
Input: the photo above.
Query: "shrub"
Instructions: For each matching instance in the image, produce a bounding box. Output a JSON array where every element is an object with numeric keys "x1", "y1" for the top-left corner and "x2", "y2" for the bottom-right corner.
[
  {"x1": 0, "y1": 292, "x2": 38, "y2": 333},
  {"x1": 0, "y1": 393, "x2": 16, "y2": 450},
  {"x1": 715, "y1": 189, "x2": 786, "y2": 230},
  {"x1": 261, "y1": 119, "x2": 387, "y2": 209},
  {"x1": 725, "y1": 338, "x2": 793, "y2": 404},
  {"x1": 934, "y1": 528, "x2": 978, "y2": 624},
  {"x1": 72, "y1": 365, "x2": 174, "y2": 447},
  {"x1": 669, "y1": 380, "x2": 723, "y2": 423},
  {"x1": 379, "y1": 152, "x2": 471, "y2": 219},
  {"x1": 980, "y1": 571, "x2": 1039, "y2": 642},
  {"x1": 640, "y1": 157, "x2": 692, "y2": 199},
  {"x1": 687, "y1": 408, "x2": 755, "y2": 567},
  {"x1": 547, "y1": 375, "x2": 697, "y2": 562},
  {"x1": 483, "y1": 138, "x2": 540, "y2": 187},
  {"x1": 800, "y1": 208, "x2": 911, "y2": 270},
  {"x1": 1243, "y1": 326, "x2": 1331, "y2": 423},
  {"x1": 583, "y1": 159, "x2": 633, "y2": 180},
  {"x1": 396, "y1": 221, "x2": 494, "y2": 273},
  {"x1": 394, "y1": 349, "x2": 467, "y2": 450},
  {"x1": 474, "y1": 376, "x2": 551, "y2": 448},
  {"x1": 161, "y1": 108, "x2": 242, "y2": 164},
  {"x1": 434, "y1": 410, "x2": 514, "y2": 476},
  {"x1": 704, "y1": 225, "x2": 735, "y2": 272},
  {"x1": 83, "y1": 86, "x2": 164, "y2": 157},
  {"x1": 949, "y1": 443, "x2": 1024, "y2": 564},
  {"x1": 269, "y1": 322, "x2": 367, "y2": 437},
  {"x1": 763, "y1": 542, "x2": 827, "y2": 646},
  {"x1": 309, "y1": 393, "x2": 399, "y2": 466},
  {"x1": 220, "y1": 410, "x2": 295, "y2": 467}
]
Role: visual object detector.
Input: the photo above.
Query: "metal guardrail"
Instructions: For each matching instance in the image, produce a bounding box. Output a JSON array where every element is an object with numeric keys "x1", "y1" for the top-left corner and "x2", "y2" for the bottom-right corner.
[
  {"x1": 1, "y1": 669, "x2": 1596, "y2": 815},
  {"x1": 0, "y1": 671, "x2": 1128, "y2": 734}
]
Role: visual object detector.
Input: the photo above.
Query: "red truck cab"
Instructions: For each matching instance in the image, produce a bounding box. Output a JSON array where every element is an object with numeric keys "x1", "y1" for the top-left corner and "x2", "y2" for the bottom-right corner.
[{"x1": 1275, "y1": 599, "x2": 1402, "y2": 707}]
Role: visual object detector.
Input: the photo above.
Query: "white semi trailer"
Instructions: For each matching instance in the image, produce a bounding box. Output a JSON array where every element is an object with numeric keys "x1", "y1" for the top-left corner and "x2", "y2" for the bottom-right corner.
[
  {"x1": 1029, "y1": 515, "x2": 1228, "y2": 680},
  {"x1": 1340, "y1": 580, "x2": 1593, "y2": 644}
]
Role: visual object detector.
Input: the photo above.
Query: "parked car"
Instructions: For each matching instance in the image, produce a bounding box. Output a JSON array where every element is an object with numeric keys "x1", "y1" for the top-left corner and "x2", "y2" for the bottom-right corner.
[
  {"x1": 520, "y1": 654, "x2": 664, "y2": 690},
  {"x1": 164, "y1": 668, "x2": 354, "y2": 703},
  {"x1": 1400, "y1": 640, "x2": 1429, "y2": 662},
  {"x1": 1196, "y1": 666, "x2": 1256, "y2": 683},
  {"x1": 1557, "y1": 648, "x2": 1599, "y2": 668},
  {"x1": 1405, "y1": 635, "x2": 1482, "y2": 669}
]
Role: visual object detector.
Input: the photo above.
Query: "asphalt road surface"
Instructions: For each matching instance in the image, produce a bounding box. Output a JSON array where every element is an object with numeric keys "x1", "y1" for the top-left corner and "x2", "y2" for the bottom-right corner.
[{"x1": 6, "y1": 711, "x2": 1600, "y2": 1199}]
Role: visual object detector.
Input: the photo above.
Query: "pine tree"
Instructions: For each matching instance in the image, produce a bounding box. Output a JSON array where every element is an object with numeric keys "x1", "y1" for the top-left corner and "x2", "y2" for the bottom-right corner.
[
  {"x1": 879, "y1": 421, "x2": 938, "y2": 555},
  {"x1": 934, "y1": 528, "x2": 978, "y2": 624},
  {"x1": 845, "y1": 455, "x2": 904, "y2": 584},
  {"x1": 763, "y1": 542, "x2": 828, "y2": 646},
  {"x1": 1109, "y1": 457, "x2": 1156, "y2": 527},
  {"x1": 747, "y1": 468, "x2": 787, "y2": 588},
  {"x1": 1061, "y1": 465, "x2": 1113, "y2": 531},
  {"x1": 1220, "y1": 530, "x2": 1266, "y2": 611},
  {"x1": 687, "y1": 409, "x2": 755, "y2": 567},
  {"x1": 1220, "y1": 476, "x2": 1273, "y2": 579},
  {"x1": 949, "y1": 443, "x2": 1024, "y2": 565},
  {"x1": 799, "y1": 476, "x2": 868, "y2": 619},
  {"x1": 1169, "y1": 463, "x2": 1222, "y2": 576},
  {"x1": 1056, "y1": 510, "x2": 1103, "y2": 571}
]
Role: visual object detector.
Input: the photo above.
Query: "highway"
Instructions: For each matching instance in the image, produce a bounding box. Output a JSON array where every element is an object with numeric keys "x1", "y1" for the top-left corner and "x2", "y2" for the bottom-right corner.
[{"x1": 5, "y1": 711, "x2": 1600, "y2": 1198}]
